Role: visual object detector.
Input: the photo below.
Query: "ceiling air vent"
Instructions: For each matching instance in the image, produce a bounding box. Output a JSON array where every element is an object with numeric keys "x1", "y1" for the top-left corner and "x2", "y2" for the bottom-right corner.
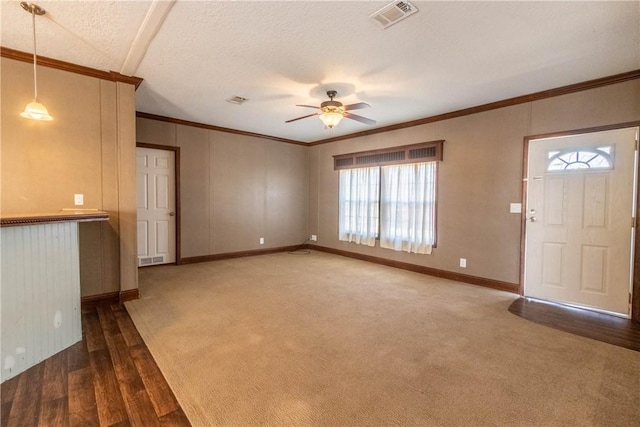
[
  {"x1": 369, "y1": 1, "x2": 418, "y2": 29},
  {"x1": 226, "y1": 96, "x2": 249, "y2": 105}
]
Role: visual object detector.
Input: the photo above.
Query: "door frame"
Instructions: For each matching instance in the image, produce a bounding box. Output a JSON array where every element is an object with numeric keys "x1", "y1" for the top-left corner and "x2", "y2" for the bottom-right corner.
[
  {"x1": 136, "y1": 142, "x2": 181, "y2": 264},
  {"x1": 520, "y1": 121, "x2": 640, "y2": 322}
]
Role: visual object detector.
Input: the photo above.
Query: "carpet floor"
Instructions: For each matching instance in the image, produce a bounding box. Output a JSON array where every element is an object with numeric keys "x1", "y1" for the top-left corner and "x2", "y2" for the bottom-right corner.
[{"x1": 126, "y1": 251, "x2": 640, "y2": 426}]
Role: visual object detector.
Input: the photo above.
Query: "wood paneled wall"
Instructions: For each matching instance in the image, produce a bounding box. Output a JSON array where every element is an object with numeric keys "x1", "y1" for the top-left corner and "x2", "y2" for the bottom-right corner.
[
  {"x1": 136, "y1": 120, "x2": 309, "y2": 259},
  {"x1": 1, "y1": 58, "x2": 138, "y2": 296},
  {"x1": 309, "y1": 80, "x2": 640, "y2": 286}
]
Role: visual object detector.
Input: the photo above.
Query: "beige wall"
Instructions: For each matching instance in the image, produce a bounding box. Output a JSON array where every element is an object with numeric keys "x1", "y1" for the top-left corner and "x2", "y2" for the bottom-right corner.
[
  {"x1": 1, "y1": 58, "x2": 138, "y2": 296},
  {"x1": 138, "y1": 79, "x2": 639, "y2": 285},
  {"x1": 5, "y1": 51, "x2": 634, "y2": 297},
  {"x1": 309, "y1": 80, "x2": 640, "y2": 285},
  {"x1": 137, "y1": 120, "x2": 309, "y2": 258}
]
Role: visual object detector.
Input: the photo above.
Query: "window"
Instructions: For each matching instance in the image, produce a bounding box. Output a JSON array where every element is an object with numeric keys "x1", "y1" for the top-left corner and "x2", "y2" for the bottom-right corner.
[
  {"x1": 380, "y1": 162, "x2": 436, "y2": 254},
  {"x1": 338, "y1": 167, "x2": 380, "y2": 246},
  {"x1": 547, "y1": 146, "x2": 613, "y2": 171},
  {"x1": 335, "y1": 141, "x2": 443, "y2": 255}
]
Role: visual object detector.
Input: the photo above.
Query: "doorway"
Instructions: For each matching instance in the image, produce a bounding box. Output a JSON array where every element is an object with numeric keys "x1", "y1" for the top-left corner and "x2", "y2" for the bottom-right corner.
[
  {"x1": 136, "y1": 144, "x2": 180, "y2": 266},
  {"x1": 523, "y1": 127, "x2": 638, "y2": 317}
]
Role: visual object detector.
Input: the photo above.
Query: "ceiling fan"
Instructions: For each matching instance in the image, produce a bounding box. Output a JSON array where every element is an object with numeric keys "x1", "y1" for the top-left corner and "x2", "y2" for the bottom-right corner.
[{"x1": 286, "y1": 90, "x2": 376, "y2": 128}]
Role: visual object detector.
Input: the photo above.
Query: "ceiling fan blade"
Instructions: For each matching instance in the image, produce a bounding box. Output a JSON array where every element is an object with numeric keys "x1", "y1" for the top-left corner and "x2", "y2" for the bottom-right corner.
[
  {"x1": 296, "y1": 104, "x2": 320, "y2": 109},
  {"x1": 344, "y1": 112, "x2": 376, "y2": 125},
  {"x1": 344, "y1": 102, "x2": 371, "y2": 111},
  {"x1": 285, "y1": 113, "x2": 319, "y2": 123}
]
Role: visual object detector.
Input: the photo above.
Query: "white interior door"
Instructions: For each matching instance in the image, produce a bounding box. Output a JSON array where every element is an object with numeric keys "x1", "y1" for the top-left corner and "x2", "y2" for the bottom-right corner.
[
  {"x1": 524, "y1": 127, "x2": 638, "y2": 316},
  {"x1": 136, "y1": 147, "x2": 176, "y2": 266}
]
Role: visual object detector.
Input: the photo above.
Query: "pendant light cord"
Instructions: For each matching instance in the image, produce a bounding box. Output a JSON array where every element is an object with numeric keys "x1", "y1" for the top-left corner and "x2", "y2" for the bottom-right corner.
[{"x1": 31, "y1": 5, "x2": 38, "y2": 100}]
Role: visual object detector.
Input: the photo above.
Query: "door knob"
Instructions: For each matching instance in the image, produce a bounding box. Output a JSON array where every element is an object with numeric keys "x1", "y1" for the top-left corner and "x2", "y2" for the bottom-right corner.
[
  {"x1": 169, "y1": 212, "x2": 175, "y2": 216},
  {"x1": 527, "y1": 216, "x2": 537, "y2": 222}
]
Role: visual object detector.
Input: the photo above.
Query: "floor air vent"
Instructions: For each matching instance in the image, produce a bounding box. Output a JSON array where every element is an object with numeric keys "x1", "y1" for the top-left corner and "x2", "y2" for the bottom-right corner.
[
  {"x1": 138, "y1": 256, "x2": 165, "y2": 267},
  {"x1": 369, "y1": 1, "x2": 418, "y2": 29}
]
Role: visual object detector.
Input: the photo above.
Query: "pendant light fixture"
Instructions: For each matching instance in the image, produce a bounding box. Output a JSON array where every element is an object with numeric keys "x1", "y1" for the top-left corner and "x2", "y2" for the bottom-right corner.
[{"x1": 20, "y1": 2, "x2": 52, "y2": 121}]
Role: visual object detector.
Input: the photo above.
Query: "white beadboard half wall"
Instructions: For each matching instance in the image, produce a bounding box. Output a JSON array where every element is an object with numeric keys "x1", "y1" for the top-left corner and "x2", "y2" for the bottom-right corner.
[{"x1": 1, "y1": 222, "x2": 82, "y2": 382}]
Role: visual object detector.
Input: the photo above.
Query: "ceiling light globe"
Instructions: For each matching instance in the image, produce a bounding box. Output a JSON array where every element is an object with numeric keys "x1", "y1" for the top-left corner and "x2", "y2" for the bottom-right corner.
[
  {"x1": 21, "y1": 100, "x2": 53, "y2": 121},
  {"x1": 319, "y1": 112, "x2": 343, "y2": 128}
]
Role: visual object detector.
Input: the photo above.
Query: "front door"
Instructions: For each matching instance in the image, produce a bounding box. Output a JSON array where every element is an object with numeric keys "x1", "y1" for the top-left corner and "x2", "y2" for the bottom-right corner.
[
  {"x1": 136, "y1": 147, "x2": 176, "y2": 266},
  {"x1": 524, "y1": 127, "x2": 638, "y2": 316}
]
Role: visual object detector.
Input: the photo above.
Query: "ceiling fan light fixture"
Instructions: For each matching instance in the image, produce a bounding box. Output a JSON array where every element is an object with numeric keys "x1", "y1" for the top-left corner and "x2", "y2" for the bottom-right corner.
[
  {"x1": 20, "y1": 2, "x2": 52, "y2": 121},
  {"x1": 21, "y1": 99, "x2": 53, "y2": 121},
  {"x1": 287, "y1": 90, "x2": 375, "y2": 128},
  {"x1": 319, "y1": 111, "x2": 344, "y2": 128}
]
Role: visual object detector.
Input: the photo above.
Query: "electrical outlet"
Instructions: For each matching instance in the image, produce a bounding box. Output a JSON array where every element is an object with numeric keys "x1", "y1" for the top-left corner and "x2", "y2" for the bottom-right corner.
[
  {"x1": 259, "y1": 237, "x2": 264, "y2": 245},
  {"x1": 310, "y1": 234, "x2": 317, "y2": 241},
  {"x1": 74, "y1": 194, "x2": 84, "y2": 206},
  {"x1": 460, "y1": 258, "x2": 467, "y2": 268}
]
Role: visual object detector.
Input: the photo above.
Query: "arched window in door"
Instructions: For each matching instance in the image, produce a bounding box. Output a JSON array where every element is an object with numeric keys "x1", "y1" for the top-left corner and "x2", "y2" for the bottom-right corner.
[{"x1": 547, "y1": 146, "x2": 613, "y2": 171}]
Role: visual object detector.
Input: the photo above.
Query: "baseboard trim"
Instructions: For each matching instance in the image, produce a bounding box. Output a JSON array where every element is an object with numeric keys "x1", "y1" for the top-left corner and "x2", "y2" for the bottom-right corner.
[
  {"x1": 178, "y1": 245, "x2": 304, "y2": 265},
  {"x1": 310, "y1": 245, "x2": 519, "y2": 293},
  {"x1": 81, "y1": 289, "x2": 140, "y2": 308},
  {"x1": 177, "y1": 244, "x2": 518, "y2": 293},
  {"x1": 120, "y1": 289, "x2": 140, "y2": 303},
  {"x1": 81, "y1": 292, "x2": 120, "y2": 309}
]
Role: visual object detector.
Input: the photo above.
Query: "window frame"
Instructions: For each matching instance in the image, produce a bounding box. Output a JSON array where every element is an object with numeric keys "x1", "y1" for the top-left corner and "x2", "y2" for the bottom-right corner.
[
  {"x1": 546, "y1": 145, "x2": 614, "y2": 172},
  {"x1": 334, "y1": 140, "x2": 444, "y2": 250}
]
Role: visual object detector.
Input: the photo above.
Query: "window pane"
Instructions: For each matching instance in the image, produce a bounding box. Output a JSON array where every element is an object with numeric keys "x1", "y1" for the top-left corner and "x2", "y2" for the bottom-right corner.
[
  {"x1": 380, "y1": 162, "x2": 436, "y2": 254},
  {"x1": 338, "y1": 167, "x2": 379, "y2": 246},
  {"x1": 546, "y1": 146, "x2": 612, "y2": 172}
]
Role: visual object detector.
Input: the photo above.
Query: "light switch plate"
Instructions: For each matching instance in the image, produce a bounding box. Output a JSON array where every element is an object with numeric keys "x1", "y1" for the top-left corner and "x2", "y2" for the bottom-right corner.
[
  {"x1": 74, "y1": 194, "x2": 84, "y2": 206},
  {"x1": 510, "y1": 203, "x2": 522, "y2": 214}
]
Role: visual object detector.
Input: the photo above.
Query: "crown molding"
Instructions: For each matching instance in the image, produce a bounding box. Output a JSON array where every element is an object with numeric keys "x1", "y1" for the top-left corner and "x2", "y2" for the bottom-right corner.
[
  {"x1": 4, "y1": 44, "x2": 636, "y2": 143},
  {"x1": 136, "y1": 112, "x2": 307, "y2": 146},
  {"x1": 139, "y1": 69, "x2": 639, "y2": 147},
  {"x1": 1, "y1": 46, "x2": 144, "y2": 89},
  {"x1": 309, "y1": 69, "x2": 640, "y2": 146}
]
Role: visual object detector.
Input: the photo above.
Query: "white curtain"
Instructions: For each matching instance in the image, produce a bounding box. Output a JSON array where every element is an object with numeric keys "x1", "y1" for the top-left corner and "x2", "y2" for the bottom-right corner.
[
  {"x1": 380, "y1": 162, "x2": 436, "y2": 254},
  {"x1": 338, "y1": 167, "x2": 380, "y2": 246}
]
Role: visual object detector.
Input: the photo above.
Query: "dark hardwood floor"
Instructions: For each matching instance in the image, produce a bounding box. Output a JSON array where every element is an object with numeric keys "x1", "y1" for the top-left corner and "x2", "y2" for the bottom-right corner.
[
  {"x1": 509, "y1": 297, "x2": 640, "y2": 352},
  {"x1": 1, "y1": 304, "x2": 190, "y2": 427}
]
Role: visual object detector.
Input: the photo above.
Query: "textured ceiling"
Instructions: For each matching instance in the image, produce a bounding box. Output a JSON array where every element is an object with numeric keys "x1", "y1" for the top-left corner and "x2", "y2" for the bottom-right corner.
[{"x1": 2, "y1": 1, "x2": 639, "y2": 143}]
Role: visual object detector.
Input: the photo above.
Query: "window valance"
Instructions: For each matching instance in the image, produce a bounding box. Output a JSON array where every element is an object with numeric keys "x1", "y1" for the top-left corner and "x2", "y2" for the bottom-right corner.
[{"x1": 333, "y1": 140, "x2": 444, "y2": 170}]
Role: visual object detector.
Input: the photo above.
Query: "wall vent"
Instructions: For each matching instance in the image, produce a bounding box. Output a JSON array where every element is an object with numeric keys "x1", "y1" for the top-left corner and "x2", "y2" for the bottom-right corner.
[
  {"x1": 333, "y1": 140, "x2": 444, "y2": 170},
  {"x1": 138, "y1": 256, "x2": 165, "y2": 267},
  {"x1": 409, "y1": 146, "x2": 436, "y2": 159},
  {"x1": 369, "y1": 1, "x2": 418, "y2": 29},
  {"x1": 356, "y1": 151, "x2": 405, "y2": 165},
  {"x1": 335, "y1": 157, "x2": 354, "y2": 168}
]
